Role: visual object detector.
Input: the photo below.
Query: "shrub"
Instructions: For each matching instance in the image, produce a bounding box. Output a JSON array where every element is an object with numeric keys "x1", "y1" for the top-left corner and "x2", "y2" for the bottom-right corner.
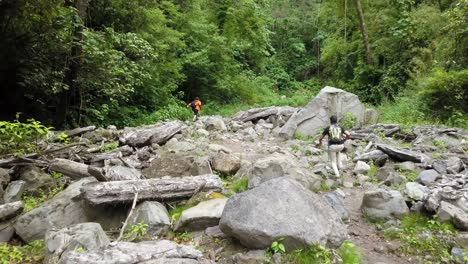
[
  {"x1": 338, "y1": 241, "x2": 362, "y2": 264},
  {"x1": 284, "y1": 243, "x2": 332, "y2": 264},
  {"x1": 0, "y1": 240, "x2": 45, "y2": 263},
  {"x1": 0, "y1": 114, "x2": 52, "y2": 156}
]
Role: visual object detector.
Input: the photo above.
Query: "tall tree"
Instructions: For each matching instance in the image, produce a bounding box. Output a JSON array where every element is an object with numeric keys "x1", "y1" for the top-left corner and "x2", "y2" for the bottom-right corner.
[{"x1": 353, "y1": 0, "x2": 372, "y2": 65}]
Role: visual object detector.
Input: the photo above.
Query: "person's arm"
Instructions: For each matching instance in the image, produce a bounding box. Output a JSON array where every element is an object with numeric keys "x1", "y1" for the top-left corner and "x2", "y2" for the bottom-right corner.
[
  {"x1": 316, "y1": 127, "x2": 328, "y2": 147},
  {"x1": 317, "y1": 134, "x2": 325, "y2": 146},
  {"x1": 343, "y1": 129, "x2": 351, "y2": 141}
]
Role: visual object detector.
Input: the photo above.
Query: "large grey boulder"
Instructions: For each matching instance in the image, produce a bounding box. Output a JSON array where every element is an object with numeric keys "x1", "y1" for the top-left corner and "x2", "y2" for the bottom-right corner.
[
  {"x1": 219, "y1": 177, "x2": 347, "y2": 250},
  {"x1": 165, "y1": 140, "x2": 196, "y2": 154},
  {"x1": 59, "y1": 240, "x2": 202, "y2": 264},
  {"x1": 247, "y1": 153, "x2": 321, "y2": 191},
  {"x1": 361, "y1": 189, "x2": 409, "y2": 220},
  {"x1": 18, "y1": 165, "x2": 54, "y2": 193},
  {"x1": 143, "y1": 153, "x2": 211, "y2": 178},
  {"x1": 14, "y1": 178, "x2": 96, "y2": 242},
  {"x1": 120, "y1": 121, "x2": 185, "y2": 147},
  {"x1": 279, "y1": 86, "x2": 365, "y2": 138},
  {"x1": 175, "y1": 198, "x2": 228, "y2": 232},
  {"x1": 126, "y1": 201, "x2": 170, "y2": 236},
  {"x1": 44, "y1": 222, "x2": 110, "y2": 264}
]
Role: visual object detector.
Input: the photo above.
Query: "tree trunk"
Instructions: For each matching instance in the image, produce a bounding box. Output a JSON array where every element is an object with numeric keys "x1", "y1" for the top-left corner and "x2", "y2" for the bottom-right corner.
[
  {"x1": 353, "y1": 0, "x2": 372, "y2": 65},
  {"x1": 81, "y1": 175, "x2": 224, "y2": 205},
  {"x1": 49, "y1": 158, "x2": 107, "y2": 181},
  {"x1": 56, "y1": 0, "x2": 89, "y2": 128}
]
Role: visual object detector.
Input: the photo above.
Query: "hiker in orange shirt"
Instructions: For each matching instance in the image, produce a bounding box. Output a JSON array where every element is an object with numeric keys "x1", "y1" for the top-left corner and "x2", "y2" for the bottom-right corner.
[{"x1": 187, "y1": 97, "x2": 202, "y2": 121}]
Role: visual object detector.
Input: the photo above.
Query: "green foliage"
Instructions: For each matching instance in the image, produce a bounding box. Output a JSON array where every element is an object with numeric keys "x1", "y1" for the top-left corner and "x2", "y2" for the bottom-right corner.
[
  {"x1": 222, "y1": 176, "x2": 249, "y2": 196},
  {"x1": 102, "y1": 142, "x2": 119, "y2": 153},
  {"x1": 50, "y1": 171, "x2": 63, "y2": 179},
  {"x1": 341, "y1": 113, "x2": 358, "y2": 130},
  {"x1": 337, "y1": 241, "x2": 362, "y2": 264},
  {"x1": 284, "y1": 243, "x2": 332, "y2": 264},
  {"x1": 367, "y1": 161, "x2": 378, "y2": 184},
  {"x1": 124, "y1": 221, "x2": 149, "y2": 241},
  {"x1": 396, "y1": 168, "x2": 418, "y2": 183},
  {"x1": 417, "y1": 68, "x2": 468, "y2": 128},
  {"x1": 0, "y1": 240, "x2": 45, "y2": 264},
  {"x1": 174, "y1": 231, "x2": 192, "y2": 244},
  {"x1": 231, "y1": 178, "x2": 249, "y2": 193},
  {"x1": 383, "y1": 213, "x2": 457, "y2": 262},
  {"x1": 55, "y1": 132, "x2": 70, "y2": 144},
  {"x1": 269, "y1": 238, "x2": 286, "y2": 255},
  {"x1": 22, "y1": 184, "x2": 65, "y2": 212},
  {"x1": 0, "y1": 114, "x2": 52, "y2": 156},
  {"x1": 1, "y1": 0, "x2": 466, "y2": 131}
]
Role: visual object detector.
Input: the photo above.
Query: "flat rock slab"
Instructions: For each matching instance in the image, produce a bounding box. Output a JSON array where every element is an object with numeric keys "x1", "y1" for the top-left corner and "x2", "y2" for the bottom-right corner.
[
  {"x1": 219, "y1": 177, "x2": 347, "y2": 250},
  {"x1": 120, "y1": 121, "x2": 185, "y2": 147},
  {"x1": 376, "y1": 144, "x2": 429, "y2": 163},
  {"x1": 59, "y1": 240, "x2": 202, "y2": 264},
  {"x1": 232, "y1": 106, "x2": 297, "y2": 123}
]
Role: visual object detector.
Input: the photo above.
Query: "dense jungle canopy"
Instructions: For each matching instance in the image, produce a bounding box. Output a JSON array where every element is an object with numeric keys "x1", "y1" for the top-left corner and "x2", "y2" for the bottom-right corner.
[{"x1": 0, "y1": 0, "x2": 467, "y2": 129}]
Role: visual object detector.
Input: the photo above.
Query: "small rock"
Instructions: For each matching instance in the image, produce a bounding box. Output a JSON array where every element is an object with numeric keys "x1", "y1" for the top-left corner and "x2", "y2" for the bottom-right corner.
[
  {"x1": 354, "y1": 161, "x2": 370, "y2": 175},
  {"x1": 126, "y1": 201, "x2": 170, "y2": 236},
  {"x1": 398, "y1": 161, "x2": 417, "y2": 172},
  {"x1": 405, "y1": 182, "x2": 429, "y2": 201},
  {"x1": 432, "y1": 160, "x2": 447, "y2": 174},
  {"x1": 175, "y1": 198, "x2": 228, "y2": 231},
  {"x1": 451, "y1": 247, "x2": 468, "y2": 264},
  {"x1": 17, "y1": 165, "x2": 54, "y2": 193},
  {"x1": 446, "y1": 157, "x2": 463, "y2": 174},
  {"x1": 3, "y1": 180, "x2": 25, "y2": 203},
  {"x1": 205, "y1": 226, "x2": 226, "y2": 239},
  {"x1": 417, "y1": 169, "x2": 440, "y2": 186},
  {"x1": 0, "y1": 222, "x2": 14, "y2": 242}
]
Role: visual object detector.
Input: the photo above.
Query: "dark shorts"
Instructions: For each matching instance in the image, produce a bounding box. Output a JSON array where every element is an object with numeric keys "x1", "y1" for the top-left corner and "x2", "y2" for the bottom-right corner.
[{"x1": 192, "y1": 110, "x2": 199, "y2": 115}]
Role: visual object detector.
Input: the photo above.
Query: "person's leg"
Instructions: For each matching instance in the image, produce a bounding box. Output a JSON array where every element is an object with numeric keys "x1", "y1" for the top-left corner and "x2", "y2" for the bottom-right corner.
[{"x1": 329, "y1": 145, "x2": 340, "y2": 177}]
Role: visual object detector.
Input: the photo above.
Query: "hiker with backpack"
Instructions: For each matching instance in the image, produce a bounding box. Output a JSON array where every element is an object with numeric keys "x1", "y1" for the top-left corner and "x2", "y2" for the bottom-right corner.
[
  {"x1": 316, "y1": 115, "x2": 351, "y2": 177},
  {"x1": 186, "y1": 97, "x2": 202, "y2": 121}
]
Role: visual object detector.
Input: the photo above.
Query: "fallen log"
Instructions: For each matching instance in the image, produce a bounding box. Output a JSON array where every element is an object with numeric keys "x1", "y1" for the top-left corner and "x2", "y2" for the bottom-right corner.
[
  {"x1": 89, "y1": 145, "x2": 133, "y2": 163},
  {"x1": 61, "y1": 126, "x2": 96, "y2": 137},
  {"x1": 81, "y1": 174, "x2": 224, "y2": 205},
  {"x1": 0, "y1": 201, "x2": 23, "y2": 221},
  {"x1": 49, "y1": 158, "x2": 106, "y2": 181}
]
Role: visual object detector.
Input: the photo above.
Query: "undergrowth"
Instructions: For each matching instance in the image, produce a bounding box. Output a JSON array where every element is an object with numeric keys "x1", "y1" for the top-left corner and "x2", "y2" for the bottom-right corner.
[
  {"x1": 382, "y1": 213, "x2": 458, "y2": 263},
  {"x1": 280, "y1": 240, "x2": 361, "y2": 264},
  {"x1": 0, "y1": 240, "x2": 45, "y2": 264},
  {"x1": 22, "y1": 184, "x2": 65, "y2": 212}
]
